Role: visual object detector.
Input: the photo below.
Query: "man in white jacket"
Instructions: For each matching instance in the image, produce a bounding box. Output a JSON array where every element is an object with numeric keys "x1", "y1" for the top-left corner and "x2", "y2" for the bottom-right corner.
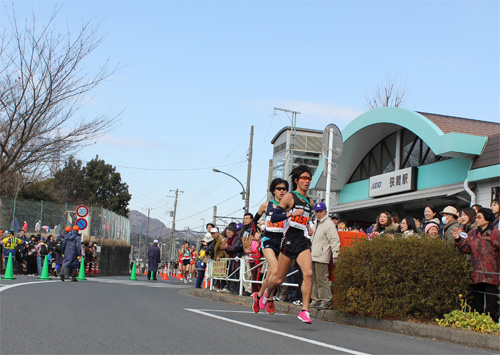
[{"x1": 310, "y1": 202, "x2": 340, "y2": 310}]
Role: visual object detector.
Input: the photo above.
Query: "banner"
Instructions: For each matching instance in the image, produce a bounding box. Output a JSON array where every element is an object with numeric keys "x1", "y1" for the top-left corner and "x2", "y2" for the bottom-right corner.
[{"x1": 211, "y1": 260, "x2": 227, "y2": 278}]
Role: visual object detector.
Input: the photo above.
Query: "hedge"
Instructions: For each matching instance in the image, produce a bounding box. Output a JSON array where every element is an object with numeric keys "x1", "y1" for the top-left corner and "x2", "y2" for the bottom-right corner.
[{"x1": 333, "y1": 234, "x2": 470, "y2": 320}]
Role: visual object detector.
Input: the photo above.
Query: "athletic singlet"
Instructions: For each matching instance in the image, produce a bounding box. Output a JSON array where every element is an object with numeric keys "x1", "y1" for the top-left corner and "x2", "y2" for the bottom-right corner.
[
  {"x1": 190, "y1": 251, "x2": 197, "y2": 262},
  {"x1": 264, "y1": 201, "x2": 285, "y2": 239},
  {"x1": 283, "y1": 192, "x2": 311, "y2": 238},
  {"x1": 181, "y1": 249, "x2": 191, "y2": 260}
]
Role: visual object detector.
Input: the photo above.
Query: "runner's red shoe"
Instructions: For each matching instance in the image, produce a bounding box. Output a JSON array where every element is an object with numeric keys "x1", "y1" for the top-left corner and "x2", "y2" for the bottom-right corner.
[
  {"x1": 252, "y1": 292, "x2": 260, "y2": 313},
  {"x1": 266, "y1": 300, "x2": 275, "y2": 314}
]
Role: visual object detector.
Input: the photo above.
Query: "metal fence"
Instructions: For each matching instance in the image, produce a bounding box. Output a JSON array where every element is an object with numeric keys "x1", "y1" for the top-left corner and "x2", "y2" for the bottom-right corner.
[{"x1": 0, "y1": 197, "x2": 130, "y2": 243}]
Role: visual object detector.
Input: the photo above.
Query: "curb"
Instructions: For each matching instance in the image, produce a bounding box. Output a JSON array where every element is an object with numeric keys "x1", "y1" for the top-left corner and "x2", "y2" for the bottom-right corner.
[{"x1": 192, "y1": 289, "x2": 499, "y2": 351}]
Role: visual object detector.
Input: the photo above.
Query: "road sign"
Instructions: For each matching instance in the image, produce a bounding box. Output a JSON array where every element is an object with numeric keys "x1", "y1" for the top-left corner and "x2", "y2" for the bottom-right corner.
[
  {"x1": 322, "y1": 124, "x2": 343, "y2": 160},
  {"x1": 76, "y1": 218, "x2": 88, "y2": 230},
  {"x1": 76, "y1": 205, "x2": 89, "y2": 218}
]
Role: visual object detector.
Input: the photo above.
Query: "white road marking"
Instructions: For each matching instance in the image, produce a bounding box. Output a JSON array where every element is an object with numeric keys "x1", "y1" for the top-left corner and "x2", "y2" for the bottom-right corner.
[
  {"x1": 0, "y1": 278, "x2": 189, "y2": 291},
  {"x1": 186, "y1": 308, "x2": 371, "y2": 355},
  {"x1": 0, "y1": 281, "x2": 41, "y2": 292},
  {"x1": 195, "y1": 309, "x2": 286, "y2": 315}
]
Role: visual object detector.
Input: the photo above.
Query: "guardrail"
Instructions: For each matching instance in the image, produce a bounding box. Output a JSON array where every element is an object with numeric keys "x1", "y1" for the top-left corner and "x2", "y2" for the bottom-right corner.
[{"x1": 207, "y1": 257, "x2": 299, "y2": 295}]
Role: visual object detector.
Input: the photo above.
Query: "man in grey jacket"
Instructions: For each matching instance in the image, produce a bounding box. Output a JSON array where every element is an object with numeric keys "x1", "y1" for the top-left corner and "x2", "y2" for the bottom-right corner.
[{"x1": 310, "y1": 202, "x2": 340, "y2": 310}]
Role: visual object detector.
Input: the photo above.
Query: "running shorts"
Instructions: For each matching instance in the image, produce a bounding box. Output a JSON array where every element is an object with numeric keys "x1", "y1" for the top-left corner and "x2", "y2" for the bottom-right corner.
[
  {"x1": 280, "y1": 234, "x2": 311, "y2": 260},
  {"x1": 261, "y1": 237, "x2": 281, "y2": 256},
  {"x1": 182, "y1": 259, "x2": 190, "y2": 266}
]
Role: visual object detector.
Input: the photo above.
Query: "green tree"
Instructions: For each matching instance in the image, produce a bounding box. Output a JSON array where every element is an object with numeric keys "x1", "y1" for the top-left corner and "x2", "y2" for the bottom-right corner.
[
  {"x1": 51, "y1": 157, "x2": 85, "y2": 203},
  {"x1": 82, "y1": 156, "x2": 131, "y2": 216}
]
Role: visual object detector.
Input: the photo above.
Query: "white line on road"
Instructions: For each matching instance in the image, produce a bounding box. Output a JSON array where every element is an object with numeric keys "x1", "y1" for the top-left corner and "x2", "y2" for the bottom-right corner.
[
  {"x1": 186, "y1": 308, "x2": 371, "y2": 355},
  {"x1": 195, "y1": 309, "x2": 287, "y2": 315},
  {"x1": 0, "y1": 281, "x2": 42, "y2": 292}
]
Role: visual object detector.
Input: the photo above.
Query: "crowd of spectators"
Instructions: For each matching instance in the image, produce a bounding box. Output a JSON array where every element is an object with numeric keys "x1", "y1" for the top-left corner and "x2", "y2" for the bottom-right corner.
[
  {"x1": 191, "y1": 198, "x2": 499, "y2": 322},
  {"x1": 1, "y1": 226, "x2": 97, "y2": 279}
]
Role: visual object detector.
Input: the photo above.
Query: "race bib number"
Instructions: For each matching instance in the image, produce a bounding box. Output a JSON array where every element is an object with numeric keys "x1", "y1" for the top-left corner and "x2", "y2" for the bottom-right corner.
[
  {"x1": 266, "y1": 215, "x2": 284, "y2": 232},
  {"x1": 289, "y1": 209, "x2": 309, "y2": 230}
]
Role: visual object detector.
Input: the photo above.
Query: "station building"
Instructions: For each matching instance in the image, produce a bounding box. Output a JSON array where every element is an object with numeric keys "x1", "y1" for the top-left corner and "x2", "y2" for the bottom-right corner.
[{"x1": 308, "y1": 107, "x2": 500, "y2": 226}]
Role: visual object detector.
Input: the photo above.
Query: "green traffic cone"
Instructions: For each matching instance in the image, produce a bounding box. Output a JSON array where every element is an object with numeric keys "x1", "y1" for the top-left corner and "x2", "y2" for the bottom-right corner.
[
  {"x1": 129, "y1": 262, "x2": 137, "y2": 281},
  {"x1": 2, "y1": 253, "x2": 16, "y2": 280},
  {"x1": 77, "y1": 258, "x2": 87, "y2": 281},
  {"x1": 37, "y1": 255, "x2": 51, "y2": 281}
]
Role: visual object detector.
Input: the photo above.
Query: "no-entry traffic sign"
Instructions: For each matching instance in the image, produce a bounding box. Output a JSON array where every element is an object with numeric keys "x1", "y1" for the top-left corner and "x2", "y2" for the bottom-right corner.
[
  {"x1": 76, "y1": 205, "x2": 89, "y2": 218},
  {"x1": 76, "y1": 218, "x2": 88, "y2": 230}
]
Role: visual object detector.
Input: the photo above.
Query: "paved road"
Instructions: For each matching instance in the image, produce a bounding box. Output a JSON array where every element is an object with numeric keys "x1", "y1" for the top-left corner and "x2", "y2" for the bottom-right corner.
[{"x1": 1, "y1": 275, "x2": 495, "y2": 354}]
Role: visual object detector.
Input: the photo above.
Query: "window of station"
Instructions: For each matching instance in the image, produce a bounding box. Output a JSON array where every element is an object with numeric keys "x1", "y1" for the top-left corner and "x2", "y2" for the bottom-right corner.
[{"x1": 348, "y1": 129, "x2": 445, "y2": 183}]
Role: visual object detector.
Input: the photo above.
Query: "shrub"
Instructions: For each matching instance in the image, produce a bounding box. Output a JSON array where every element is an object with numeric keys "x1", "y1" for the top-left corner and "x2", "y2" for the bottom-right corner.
[
  {"x1": 333, "y1": 233, "x2": 470, "y2": 320},
  {"x1": 436, "y1": 295, "x2": 499, "y2": 334}
]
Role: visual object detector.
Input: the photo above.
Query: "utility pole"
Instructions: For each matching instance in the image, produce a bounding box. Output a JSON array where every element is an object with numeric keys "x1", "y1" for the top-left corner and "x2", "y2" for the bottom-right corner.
[
  {"x1": 274, "y1": 107, "x2": 300, "y2": 181},
  {"x1": 169, "y1": 189, "x2": 183, "y2": 262},
  {"x1": 213, "y1": 206, "x2": 217, "y2": 225},
  {"x1": 245, "y1": 125, "x2": 253, "y2": 213},
  {"x1": 142, "y1": 207, "x2": 152, "y2": 262}
]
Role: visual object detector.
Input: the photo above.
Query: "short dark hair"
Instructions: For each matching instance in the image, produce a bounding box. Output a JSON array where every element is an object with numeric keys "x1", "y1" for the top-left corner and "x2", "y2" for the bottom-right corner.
[
  {"x1": 290, "y1": 165, "x2": 312, "y2": 191},
  {"x1": 244, "y1": 212, "x2": 253, "y2": 219},
  {"x1": 269, "y1": 178, "x2": 289, "y2": 193},
  {"x1": 206, "y1": 223, "x2": 215, "y2": 228}
]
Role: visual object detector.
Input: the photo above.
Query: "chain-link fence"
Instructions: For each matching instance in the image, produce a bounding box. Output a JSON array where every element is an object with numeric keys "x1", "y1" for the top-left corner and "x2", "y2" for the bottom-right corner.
[{"x1": 0, "y1": 198, "x2": 130, "y2": 243}]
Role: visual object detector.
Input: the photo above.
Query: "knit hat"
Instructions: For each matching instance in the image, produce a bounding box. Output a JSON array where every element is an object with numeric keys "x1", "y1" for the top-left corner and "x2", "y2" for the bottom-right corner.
[
  {"x1": 72, "y1": 225, "x2": 80, "y2": 231},
  {"x1": 424, "y1": 222, "x2": 439, "y2": 234},
  {"x1": 65, "y1": 226, "x2": 72, "y2": 232}
]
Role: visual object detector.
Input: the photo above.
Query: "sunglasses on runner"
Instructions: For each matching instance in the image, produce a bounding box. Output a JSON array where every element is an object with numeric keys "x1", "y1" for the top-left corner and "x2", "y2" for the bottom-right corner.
[
  {"x1": 299, "y1": 176, "x2": 312, "y2": 182},
  {"x1": 275, "y1": 187, "x2": 287, "y2": 191}
]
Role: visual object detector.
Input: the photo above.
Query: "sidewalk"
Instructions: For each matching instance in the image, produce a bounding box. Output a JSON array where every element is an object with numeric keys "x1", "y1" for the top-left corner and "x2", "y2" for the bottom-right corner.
[{"x1": 192, "y1": 289, "x2": 499, "y2": 351}]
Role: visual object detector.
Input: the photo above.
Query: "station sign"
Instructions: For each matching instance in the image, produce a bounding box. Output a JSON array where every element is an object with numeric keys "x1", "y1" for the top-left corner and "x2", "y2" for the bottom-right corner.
[{"x1": 369, "y1": 167, "x2": 417, "y2": 198}]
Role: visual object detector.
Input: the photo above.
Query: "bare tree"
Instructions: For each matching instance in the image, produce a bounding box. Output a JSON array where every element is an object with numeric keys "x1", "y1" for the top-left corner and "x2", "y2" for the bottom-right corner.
[
  {"x1": 0, "y1": 4, "x2": 119, "y2": 195},
  {"x1": 364, "y1": 73, "x2": 410, "y2": 109}
]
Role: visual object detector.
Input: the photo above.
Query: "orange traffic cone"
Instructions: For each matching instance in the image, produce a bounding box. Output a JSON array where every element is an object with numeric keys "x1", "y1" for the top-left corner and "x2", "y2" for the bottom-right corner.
[
  {"x1": 162, "y1": 270, "x2": 169, "y2": 280},
  {"x1": 95, "y1": 260, "x2": 99, "y2": 274},
  {"x1": 202, "y1": 272, "x2": 210, "y2": 289},
  {"x1": 144, "y1": 269, "x2": 147, "y2": 275},
  {"x1": 177, "y1": 271, "x2": 181, "y2": 280}
]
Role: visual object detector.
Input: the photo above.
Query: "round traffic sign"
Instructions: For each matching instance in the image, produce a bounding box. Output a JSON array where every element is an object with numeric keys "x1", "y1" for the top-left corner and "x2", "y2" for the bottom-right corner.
[
  {"x1": 75, "y1": 218, "x2": 88, "y2": 230},
  {"x1": 322, "y1": 124, "x2": 344, "y2": 160},
  {"x1": 76, "y1": 205, "x2": 89, "y2": 218}
]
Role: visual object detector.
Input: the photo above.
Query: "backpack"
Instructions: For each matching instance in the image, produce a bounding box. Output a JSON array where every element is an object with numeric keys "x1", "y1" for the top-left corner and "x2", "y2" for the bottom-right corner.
[
  {"x1": 55, "y1": 237, "x2": 63, "y2": 253},
  {"x1": 40, "y1": 243, "x2": 48, "y2": 256}
]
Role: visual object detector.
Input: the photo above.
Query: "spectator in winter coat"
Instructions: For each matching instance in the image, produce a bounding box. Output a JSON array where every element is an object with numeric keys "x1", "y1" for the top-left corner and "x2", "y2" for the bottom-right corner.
[
  {"x1": 459, "y1": 207, "x2": 477, "y2": 234},
  {"x1": 54, "y1": 227, "x2": 70, "y2": 277},
  {"x1": 490, "y1": 199, "x2": 499, "y2": 230},
  {"x1": 224, "y1": 224, "x2": 244, "y2": 294},
  {"x1": 310, "y1": 202, "x2": 340, "y2": 310},
  {"x1": 61, "y1": 227, "x2": 82, "y2": 282},
  {"x1": 453, "y1": 208, "x2": 500, "y2": 322},
  {"x1": 147, "y1": 240, "x2": 161, "y2": 280},
  {"x1": 421, "y1": 205, "x2": 441, "y2": 232},
  {"x1": 440, "y1": 206, "x2": 460, "y2": 243}
]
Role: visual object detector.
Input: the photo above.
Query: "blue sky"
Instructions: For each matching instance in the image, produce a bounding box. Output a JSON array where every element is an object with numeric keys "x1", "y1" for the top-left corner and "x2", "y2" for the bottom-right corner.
[{"x1": 4, "y1": 1, "x2": 499, "y2": 233}]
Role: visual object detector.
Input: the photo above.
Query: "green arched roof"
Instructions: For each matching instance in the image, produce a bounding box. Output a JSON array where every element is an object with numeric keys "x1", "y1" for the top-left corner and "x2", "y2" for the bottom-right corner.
[
  {"x1": 311, "y1": 107, "x2": 488, "y2": 190},
  {"x1": 342, "y1": 107, "x2": 487, "y2": 156}
]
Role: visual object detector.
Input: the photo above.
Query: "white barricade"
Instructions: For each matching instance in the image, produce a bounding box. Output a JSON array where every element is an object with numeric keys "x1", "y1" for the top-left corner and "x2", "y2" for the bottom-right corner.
[{"x1": 208, "y1": 256, "x2": 299, "y2": 295}]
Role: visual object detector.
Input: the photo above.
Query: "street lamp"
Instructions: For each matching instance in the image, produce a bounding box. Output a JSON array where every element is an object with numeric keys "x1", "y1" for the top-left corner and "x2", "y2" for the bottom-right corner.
[{"x1": 212, "y1": 169, "x2": 248, "y2": 212}]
